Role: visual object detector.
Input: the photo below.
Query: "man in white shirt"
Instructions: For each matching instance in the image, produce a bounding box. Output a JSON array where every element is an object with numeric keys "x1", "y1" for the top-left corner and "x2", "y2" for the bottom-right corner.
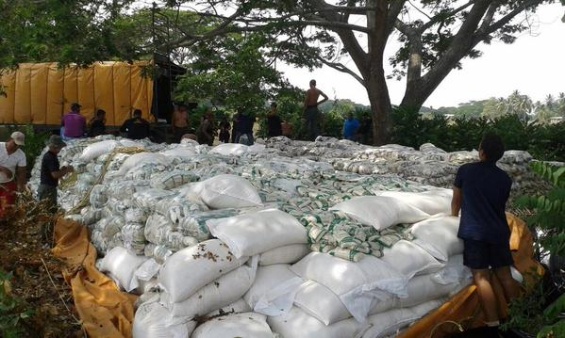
[{"x1": 0, "y1": 131, "x2": 27, "y2": 211}]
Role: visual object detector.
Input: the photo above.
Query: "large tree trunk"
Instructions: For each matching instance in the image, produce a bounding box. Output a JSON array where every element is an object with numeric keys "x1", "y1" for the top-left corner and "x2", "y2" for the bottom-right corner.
[
  {"x1": 366, "y1": 71, "x2": 392, "y2": 145},
  {"x1": 365, "y1": 0, "x2": 392, "y2": 146}
]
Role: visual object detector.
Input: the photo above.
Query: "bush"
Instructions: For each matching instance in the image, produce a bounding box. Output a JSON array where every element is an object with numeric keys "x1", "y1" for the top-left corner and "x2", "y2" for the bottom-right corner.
[
  {"x1": 507, "y1": 162, "x2": 565, "y2": 337},
  {"x1": 390, "y1": 109, "x2": 565, "y2": 162}
]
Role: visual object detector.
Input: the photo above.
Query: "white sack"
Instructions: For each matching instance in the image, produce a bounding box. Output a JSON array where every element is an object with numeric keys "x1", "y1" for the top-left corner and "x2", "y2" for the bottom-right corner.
[
  {"x1": 158, "y1": 239, "x2": 248, "y2": 303},
  {"x1": 170, "y1": 265, "x2": 255, "y2": 319},
  {"x1": 375, "y1": 189, "x2": 452, "y2": 215},
  {"x1": 291, "y1": 252, "x2": 407, "y2": 322},
  {"x1": 132, "y1": 301, "x2": 196, "y2": 338},
  {"x1": 98, "y1": 246, "x2": 148, "y2": 292},
  {"x1": 294, "y1": 280, "x2": 351, "y2": 325},
  {"x1": 80, "y1": 140, "x2": 118, "y2": 161},
  {"x1": 205, "y1": 298, "x2": 252, "y2": 317},
  {"x1": 207, "y1": 209, "x2": 308, "y2": 258},
  {"x1": 268, "y1": 306, "x2": 367, "y2": 338},
  {"x1": 117, "y1": 152, "x2": 171, "y2": 176},
  {"x1": 330, "y1": 196, "x2": 429, "y2": 230},
  {"x1": 209, "y1": 143, "x2": 249, "y2": 156},
  {"x1": 259, "y1": 243, "x2": 311, "y2": 266},
  {"x1": 381, "y1": 240, "x2": 444, "y2": 279},
  {"x1": 200, "y1": 174, "x2": 262, "y2": 209},
  {"x1": 191, "y1": 312, "x2": 275, "y2": 338},
  {"x1": 431, "y1": 254, "x2": 472, "y2": 285},
  {"x1": 411, "y1": 215, "x2": 463, "y2": 261},
  {"x1": 243, "y1": 264, "x2": 303, "y2": 316},
  {"x1": 362, "y1": 299, "x2": 445, "y2": 338}
]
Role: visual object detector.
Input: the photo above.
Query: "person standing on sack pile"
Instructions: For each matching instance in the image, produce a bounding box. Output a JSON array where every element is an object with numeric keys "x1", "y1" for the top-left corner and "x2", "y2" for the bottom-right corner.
[
  {"x1": 61, "y1": 103, "x2": 87, "y2": 140},
  {"x1": 172, "y1": 103, "x2": 191, "y2": 143},
  {"x1": 233, "y1": 108, "x2": 255, "y2": 145},
  {"x1": 303, "y1": 79, "x2": 328, "y2": 141},
  {"x1": 120, "y1": 109, "x2": 151, "y2": 140},
  {"x1": 218, "y1": 116, "x2": 231, "y2": 143},
  {"x1": 451, "y1": 132, "x2": 522, "y2": 338},
  {"x1": 197, "y1": 110, "x2": 217, "y2": 146},
  {"x1": 38, "y1": 135, "x2": 73, "y2": 212},
  {"x1": 266, "y1": 102, "x2": 282, "y2": 138},
  {"x1": 0, "y1": 131, "x2": 27, "y2": 215}
]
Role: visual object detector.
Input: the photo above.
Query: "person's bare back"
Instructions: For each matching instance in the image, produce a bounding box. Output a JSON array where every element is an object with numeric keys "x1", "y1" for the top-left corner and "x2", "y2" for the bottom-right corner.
[{"x1": 304, "y1": 79, "x2": 328, "y2": 109}]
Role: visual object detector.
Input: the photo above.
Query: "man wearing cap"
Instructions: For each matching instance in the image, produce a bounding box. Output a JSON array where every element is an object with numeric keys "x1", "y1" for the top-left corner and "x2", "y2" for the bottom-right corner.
[
  {"x1": 0, "y1": 131, "x2": 27, "y2": 212},
  {"x1": 38, "y1": 135, "x2": 73, "y2": 211},
  {"x1": 62, "y1": 103, "x2": 86, "y2": 140}
]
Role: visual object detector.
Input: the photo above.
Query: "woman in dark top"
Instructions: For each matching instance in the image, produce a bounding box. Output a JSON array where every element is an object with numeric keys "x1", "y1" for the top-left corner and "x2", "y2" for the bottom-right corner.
[{"x1": 88, "y1": 109, "x2": 107, "y2": 137}]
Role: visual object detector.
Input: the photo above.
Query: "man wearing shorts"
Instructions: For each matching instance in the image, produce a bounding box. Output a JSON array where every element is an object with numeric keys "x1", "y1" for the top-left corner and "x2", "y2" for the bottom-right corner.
[{"x1": 451, "y1": 132, "x2": 521, "y2": 337}]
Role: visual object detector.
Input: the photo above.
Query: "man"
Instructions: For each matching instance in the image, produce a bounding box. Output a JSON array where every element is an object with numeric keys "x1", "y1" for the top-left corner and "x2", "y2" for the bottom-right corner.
[
  {"x1": 62, "y1": 103, "x2": 86, "y2": 139},
  {"x1": 342, "y1": 112, "x2": 360, "y2": 141},
  {"x1": 303, "y1": 79, "x2": 328, "y2": 141},
  {"x1": 120, "y1": 109, "x2": 151, "y2": 140},
  {"x1": 38, "y1": 135, "x2": 73, "y2": 212},
  {"x1": 451, "y1": 132, "x2": 521, "y2": 338},
  {"x1": 233, "y1": 108, "x2": 255, "y2": 145},
  {"x1": 266, "y1": 102, "x2": 282, "y2": 138},
  {"x1": 0, "y1": 131, "x2": 27, "y2": 213},
  {"x1": 172, "y1": 104, "x2": 190, "y2": 143}
]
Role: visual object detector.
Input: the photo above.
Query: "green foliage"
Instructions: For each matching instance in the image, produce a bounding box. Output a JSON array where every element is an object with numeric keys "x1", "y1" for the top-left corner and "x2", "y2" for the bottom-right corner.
[
  {"x1": 174, "y1": 33, "x2": 287, "y2": 113},
  {"x1": 516, "y1": 162, "x2": 565, "y2": 260},
  {"x1": 0, "y1": 269, "x2": 34, "y2": 337},
  {"x1": 390, "y1": 106, "x2": 453, "y2": 150},
  {"x1": 539, "y1": 293, "x2": 565, "y2": 337},
  {"x1": 390, "y1": 107, "x2": 565, "y2": 161},
  {"x1": 508, "y1": 163, "x2": 565, "y2": 337},
  {"x1": 501, "y1": 272, "x2": 549, "y2": 335},
  {"x1": 21, "y1": 125, "x2": 50, "y2": 173}
]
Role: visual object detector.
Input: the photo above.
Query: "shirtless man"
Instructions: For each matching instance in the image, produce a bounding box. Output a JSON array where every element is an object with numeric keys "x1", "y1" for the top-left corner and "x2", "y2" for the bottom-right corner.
[
  {"x1": 303, "y1": 79, "x2": 328, "y2": 141},
  {"x1": 172, "y1": 104, "x2": 190, "y2": 143}
]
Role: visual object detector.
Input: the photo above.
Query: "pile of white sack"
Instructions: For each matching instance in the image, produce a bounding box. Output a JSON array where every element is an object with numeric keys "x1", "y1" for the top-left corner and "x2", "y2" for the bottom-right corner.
[{"x1": 28, "y1": 134, "x2": 533, "y2": 338}]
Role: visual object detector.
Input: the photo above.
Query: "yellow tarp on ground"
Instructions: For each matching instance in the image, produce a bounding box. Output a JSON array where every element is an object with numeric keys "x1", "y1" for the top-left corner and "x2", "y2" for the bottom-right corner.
[
  {"x1": 0, "y1": 62, "x2": 154, "y2": 127},
  {"x1": 51, "y1": 213, "x2": 542, "y2": 338},
  {"x1": 52, "y1": 217, "x2": 137, "y2": 338}
]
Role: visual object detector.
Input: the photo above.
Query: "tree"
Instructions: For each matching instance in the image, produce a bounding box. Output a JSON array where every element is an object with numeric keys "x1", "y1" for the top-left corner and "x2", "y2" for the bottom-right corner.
[
  {"x1": 0, "y1": 0, "x2": 560, "y2": 144},
  {"x1": 145, "y1": 0, "x2": 559, "y2": 144}
]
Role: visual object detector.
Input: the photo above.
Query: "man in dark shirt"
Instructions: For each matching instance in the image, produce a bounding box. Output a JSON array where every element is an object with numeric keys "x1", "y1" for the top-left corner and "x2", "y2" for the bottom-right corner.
[
  {"x1": 38, "y1": 135, "x2": 73, "y2": 211},
  {"x1": 120, "y1": 109, "x2": 151, "y2": 140},
  {"x1": 451, "y1": 132, "x2": 521, "y2": 337},
  {"x1": 233, "y1": 108, "x2": 255, "y2": 145},
  {"x1": 266, "y1": 102, "x2": 282, "y2": 138}
]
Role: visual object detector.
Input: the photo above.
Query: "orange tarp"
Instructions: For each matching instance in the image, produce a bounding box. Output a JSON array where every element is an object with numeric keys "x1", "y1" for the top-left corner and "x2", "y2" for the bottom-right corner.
[
  {"x1": 52, "y1": 213, "x2": 541, "y2": 338},
  {"x1": 52, "y1": 218, "x2": 137, "y2": 338},
  {"x1": 0, "y1": 62, "x2": 154, "y2": 127}
]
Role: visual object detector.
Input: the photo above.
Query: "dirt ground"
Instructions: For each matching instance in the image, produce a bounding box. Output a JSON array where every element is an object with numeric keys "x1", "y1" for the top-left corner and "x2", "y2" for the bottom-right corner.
[{"x1": 0, "y1": 193, "x2": 85, "y2": 338}]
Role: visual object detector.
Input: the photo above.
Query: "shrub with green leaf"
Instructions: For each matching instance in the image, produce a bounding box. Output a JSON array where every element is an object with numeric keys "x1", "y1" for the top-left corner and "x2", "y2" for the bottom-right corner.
[
  {"x1": 510, "y1": 162, "x2": 565, "y2": 337},
  {"x1": 0, "y1": 269, "x2": 34, "y2": 338}
]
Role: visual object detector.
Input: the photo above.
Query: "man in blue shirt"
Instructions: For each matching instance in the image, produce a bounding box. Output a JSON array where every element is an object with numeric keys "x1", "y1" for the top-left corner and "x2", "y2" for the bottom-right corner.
[
  {"x1": 342, "y1": 112, "x2": 360, "y2": 141},
  {"x1": 451, "y1": 132, "x2": 521, "y2": 337}
]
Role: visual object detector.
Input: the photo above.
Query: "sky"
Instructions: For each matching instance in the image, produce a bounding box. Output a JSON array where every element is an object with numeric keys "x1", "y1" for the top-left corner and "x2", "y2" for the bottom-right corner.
[{"x1": 279, "y1": 3, "x2": 564, "y2": 108}]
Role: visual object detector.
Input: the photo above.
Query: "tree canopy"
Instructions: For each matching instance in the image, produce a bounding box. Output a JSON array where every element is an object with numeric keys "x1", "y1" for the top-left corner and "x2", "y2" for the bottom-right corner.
[{"x1": 0, "y1": 0, "x2": 561, "y2": 144}]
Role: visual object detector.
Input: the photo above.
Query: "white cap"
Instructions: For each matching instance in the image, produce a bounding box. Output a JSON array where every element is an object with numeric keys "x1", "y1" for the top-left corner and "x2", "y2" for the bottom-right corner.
[{"x1": 10, "y1": 131, "x2": 25, "y2": 146}]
